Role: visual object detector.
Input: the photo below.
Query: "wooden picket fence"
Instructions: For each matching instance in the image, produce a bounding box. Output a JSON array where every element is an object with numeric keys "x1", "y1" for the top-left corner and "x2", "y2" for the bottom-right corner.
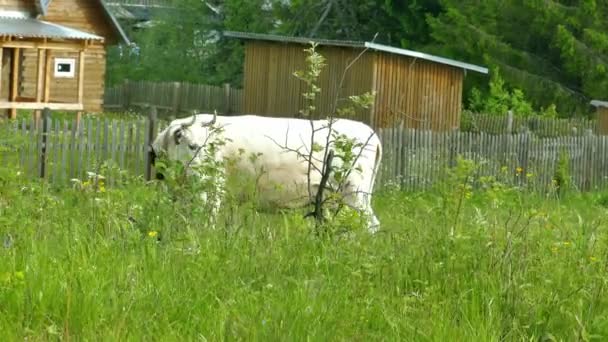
[
  {"x1": 2, "y1": 111, "x2": 608, "y2": 193},
  {"x1": 104, "y1": 80, "x2": 244, "y2": 119},
  {"x1": 376, "y1": 126, "x2": 608, "y2": 192},
  {"x1": 0, "y1": 110, "x2": 170, "y2": 185},
  {"x1": 460, "y1": 111, "x2": 597, "y2": 137}
]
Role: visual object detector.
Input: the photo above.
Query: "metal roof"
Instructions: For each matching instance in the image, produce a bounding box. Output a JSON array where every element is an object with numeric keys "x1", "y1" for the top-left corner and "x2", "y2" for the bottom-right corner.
[
  {"x1": 364, "y1": 42, "x2": 488, "y2": 74},
  {"x1": 99, "y1": 0, "x2": 132, "y2": 45},
  {"x1": 591, "y1": 100, "x2": 608, "y2": 108},
  {"x1": 224, "y1": 30, "x2": 367, "y2": 48},
  {"x1": 0, "y1": 17, "x2": 105, "y2": 41},
  {"x1": 223, "y1": 30, "x2": 489, "y2": 74}
]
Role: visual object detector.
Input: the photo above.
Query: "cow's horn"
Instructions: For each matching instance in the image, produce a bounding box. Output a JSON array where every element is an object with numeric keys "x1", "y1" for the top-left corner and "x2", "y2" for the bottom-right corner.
[
  {"x1": 181, "y1": 115, "x2": 196, "y2": 129},
  {"x1": 202, "y1": 110, "x2": 217, "y2": 127}
]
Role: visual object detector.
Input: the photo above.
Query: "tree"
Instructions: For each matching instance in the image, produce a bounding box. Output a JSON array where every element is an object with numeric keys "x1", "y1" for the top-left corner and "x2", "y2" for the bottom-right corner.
[
  {"x1": 425, "y1": 0, "x2": 608, "y2": 116},
  {"x1": 106, "y1": 0, "x2": 275, "y2": 86}
]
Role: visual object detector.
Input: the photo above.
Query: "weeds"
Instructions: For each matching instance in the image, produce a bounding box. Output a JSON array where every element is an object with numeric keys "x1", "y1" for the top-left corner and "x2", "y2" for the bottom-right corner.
[{"x1": 0, "y1": 156, "x2": 607, "y2": 339}]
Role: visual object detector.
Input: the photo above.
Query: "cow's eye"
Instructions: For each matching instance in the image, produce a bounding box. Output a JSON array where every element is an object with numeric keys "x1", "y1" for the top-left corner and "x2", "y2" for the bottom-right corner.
[{"x1": 188, "y1": 143, "x2": 198, "y2": 151}]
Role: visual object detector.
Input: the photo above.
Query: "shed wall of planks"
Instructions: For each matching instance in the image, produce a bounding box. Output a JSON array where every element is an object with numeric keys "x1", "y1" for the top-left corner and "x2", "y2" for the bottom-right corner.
[
  {"x1": 242, "y1": 41, "x2": 374, "y2": 123},
  {"x1": 597, "y1": 107, "x2": 608, "y2": 135},
  {"x1": 240, "y1": 40, "x2": 466, "y2": 129},
  {"x1": 371, "y1": 52, "x2": 463, "y2": 130}
]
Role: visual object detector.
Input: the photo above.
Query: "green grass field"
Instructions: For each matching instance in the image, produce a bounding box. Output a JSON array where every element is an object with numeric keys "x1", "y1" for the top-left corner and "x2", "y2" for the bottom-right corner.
[{"x1": 1, "y1": 156, "x2": 608, "y2": 341}]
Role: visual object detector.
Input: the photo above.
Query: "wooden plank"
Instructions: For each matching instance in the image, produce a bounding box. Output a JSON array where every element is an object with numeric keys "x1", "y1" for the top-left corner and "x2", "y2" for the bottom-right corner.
[
  {"x1": 9, "y1": 47, "x2": 20, "y2": 119},
  {"x1": 0, "y1": 101, "x2": 84, "y2": 110},
  {"x1": 68, "y1": 118, "x2": 77, "y2": 179},
  {"x1": 135, "y1": 118, "x2": 142, "y2": 176},
  {"x1": 0, "y1": 47, "x2": 3, "y2": 99},
  {"x1": 96, "y1": 119, "x2": 102, "y2": 173},
  {"x1": 76, "y1": 120, "x2": 85, "y2": 180},
  {"x1": 111, "y1": 120, "x2": 118, "y2": 185},
  {"x1": 19, "y1": 119, "x2": 26, "y2": 172},
  {"x1": 36, "y1": 49, "x2": 44, "y2": 102},
  {"x1": 1, "y1": 41, "x2": 88, "y2": 51},
  {"x1": 29, "y1": 116, "x2": 37, "y2": 176},
  {"x1": 78, "y1": 50, "x2": 86, "y2": 104},
  {"x1": 44, "y1": 49, "x2": 52, "y2": 103},
  {"x1": 103, "y1": 118, "x2": 109, "y2": 165},
  {"x1": 86, "y1": 118, "x2": 93, "y2": 178},
  {"x1": 61, "y1": 120, "x2": 69, "y2": 184},
  {"x1": 119, "y1": 120, "x2": 126, "y2": 172}
]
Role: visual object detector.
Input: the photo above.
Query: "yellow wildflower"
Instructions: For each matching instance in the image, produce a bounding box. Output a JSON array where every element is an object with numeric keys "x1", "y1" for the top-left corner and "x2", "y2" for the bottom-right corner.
[
  {"x1": 590, "y1": 256, "x2": 599, "y2": 263},
  {"x1": 563, "y1": 241, "x2": 571, "y2": 247},
  {"x1": 516, "y1": 167, "x2": 523, "y2": 174},
  {"x1": 148, "y1": 231, "x2": 158, "y2": 238}
]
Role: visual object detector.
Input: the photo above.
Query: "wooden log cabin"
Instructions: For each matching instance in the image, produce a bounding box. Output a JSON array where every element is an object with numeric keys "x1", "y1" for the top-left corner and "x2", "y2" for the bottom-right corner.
[
  {"x1": 0, "y1": 0, "x2": 129, "y2": 119},
  {"x1": 224, "y1": 31, "x2": 489, "y2": 130}
]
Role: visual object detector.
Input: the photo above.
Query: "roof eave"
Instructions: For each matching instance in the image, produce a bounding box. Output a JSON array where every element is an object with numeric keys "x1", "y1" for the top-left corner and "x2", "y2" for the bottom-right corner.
[
  {"x1": 99, "y1": 0, "x2": 131, "y2": 45},
  {"x1": 591, "y1": 100, "x2": 608, "y2": 109},
  {"x1": 223, "y1": 30, "x2": 366, "y2": 48},
  {"x1": 223, "y1": 30, "x2": 488, "y2": 74},
  {"x1": 364, "y1": 42, "x2": 488, "y2": 74}
]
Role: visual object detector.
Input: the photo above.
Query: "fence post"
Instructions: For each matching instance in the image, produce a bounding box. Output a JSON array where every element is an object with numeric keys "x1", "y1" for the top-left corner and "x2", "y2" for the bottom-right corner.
[
  {"x1": 506, "y1": 110, "x2": 513, "y2": 134},
  {"x1": 448, "y1": 127, "x2": 458, "y2": 168},
  {"x1": 39, "y1": 107, "x2": 50, "y2": 179},
  {"x1": 145, "y1": 106, "x2": 157, "y2": 181},
  {"x1": 172, "y1": 81, "x2": 181, "y2": 116},
  {"x1": 224, "y1": 83, "x2": 231, "y2": 114},
  {"x1": 122, "y1": 79, "x2": 131, "y2": 109}
]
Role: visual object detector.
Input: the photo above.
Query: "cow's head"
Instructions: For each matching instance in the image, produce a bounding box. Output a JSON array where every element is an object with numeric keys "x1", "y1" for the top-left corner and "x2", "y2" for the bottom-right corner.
[{"x1": 150, "y1": 112, "x2": 217, "y2": 180}]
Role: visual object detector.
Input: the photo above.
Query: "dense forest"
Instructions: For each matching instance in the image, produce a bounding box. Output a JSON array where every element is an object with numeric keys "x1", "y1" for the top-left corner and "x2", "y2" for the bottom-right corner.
[{"x1": 106, "y1": 0, "x2": 608, "y2": 118}]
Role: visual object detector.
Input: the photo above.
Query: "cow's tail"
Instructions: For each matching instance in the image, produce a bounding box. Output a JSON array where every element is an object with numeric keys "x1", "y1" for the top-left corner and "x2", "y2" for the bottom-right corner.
[{"x1": 369, "y1": 133, "x2": 382, "y2": 192}]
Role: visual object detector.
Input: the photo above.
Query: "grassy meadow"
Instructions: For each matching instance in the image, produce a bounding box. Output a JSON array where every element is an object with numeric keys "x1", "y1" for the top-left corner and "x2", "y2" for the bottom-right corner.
[{"x1": 1, "y1": 146, "x2": 608, "y2": 341}]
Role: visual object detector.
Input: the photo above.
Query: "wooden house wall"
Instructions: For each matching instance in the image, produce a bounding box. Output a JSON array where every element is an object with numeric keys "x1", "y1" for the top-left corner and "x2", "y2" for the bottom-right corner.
[
  {"x1": 20, "y1": 47, "x2": 106, "y2": 111},
  {"x1": 0, "y1": 0, "x2": 36, "y2": 12},
  {"x1": 371, "y1": 52, "x2": 463, "y2": 130},
  {"x1": 242, "y1": 41, "x2": 374, "y2": 123},
  {"x1": 1, "y1": 48, "x2": 10, "y2": 101},
  {"x1": 41, "y1": 0, "x2": 116, "y2": 39},
  {"x1": 16, "y1": 0, "x2": 112, "y2": 112}
]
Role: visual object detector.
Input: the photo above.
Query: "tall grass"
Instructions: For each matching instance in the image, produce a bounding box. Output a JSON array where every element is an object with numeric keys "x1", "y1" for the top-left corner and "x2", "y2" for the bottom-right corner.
[{"x1": 1, "y1": 158, "x2": 608, "y2": 340}]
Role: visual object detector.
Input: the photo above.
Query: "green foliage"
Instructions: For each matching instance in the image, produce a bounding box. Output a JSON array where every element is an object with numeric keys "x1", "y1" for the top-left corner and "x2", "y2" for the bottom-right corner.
[
  {"x1": 553, "y1": 149, "x2": 573, "y2": 199},
  {"x1": 426, "y1": 0, "x2": 608, "y2": 116},
  {"x1": 106, "y1": 1, "x2": 606, "y2": 118},
  {"x1": 106, "y1": 0, "x2": 275, "y2": 86},
  {"x1": 292, "y1": 43, "x2": 326, "y2": 118},
  {"x1": 469, "y1": 67, "x2": 535, "y2": 117}
]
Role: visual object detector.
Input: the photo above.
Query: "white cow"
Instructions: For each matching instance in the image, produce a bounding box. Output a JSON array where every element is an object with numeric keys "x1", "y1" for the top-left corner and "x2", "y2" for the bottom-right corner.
[{"x1": 150, "y1": 113, "x2": 383, "y2": 232}]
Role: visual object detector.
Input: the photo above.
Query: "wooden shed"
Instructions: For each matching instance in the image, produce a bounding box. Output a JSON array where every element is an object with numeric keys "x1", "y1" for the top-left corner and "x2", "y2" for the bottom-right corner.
[
  {"x1": 0, "y1": 0, "x2": 130, "y2": 119},
  {"x1": 224, "y1": 31, "x2": 488, "y2": 130},
  {"x1": 591, "y1": 100, "x2": 608, "y2": 135}
]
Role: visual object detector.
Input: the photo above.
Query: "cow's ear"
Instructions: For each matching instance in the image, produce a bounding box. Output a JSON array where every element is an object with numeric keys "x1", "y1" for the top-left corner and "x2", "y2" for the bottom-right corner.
[{"x1": 173, "y1": 128, "x2": 183, "y2": 145}]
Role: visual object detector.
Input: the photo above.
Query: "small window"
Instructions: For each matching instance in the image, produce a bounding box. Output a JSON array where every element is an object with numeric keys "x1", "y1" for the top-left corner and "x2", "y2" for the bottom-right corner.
[{"x1": 54, "y1": 58, "x2": 75, "y2": 78}]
